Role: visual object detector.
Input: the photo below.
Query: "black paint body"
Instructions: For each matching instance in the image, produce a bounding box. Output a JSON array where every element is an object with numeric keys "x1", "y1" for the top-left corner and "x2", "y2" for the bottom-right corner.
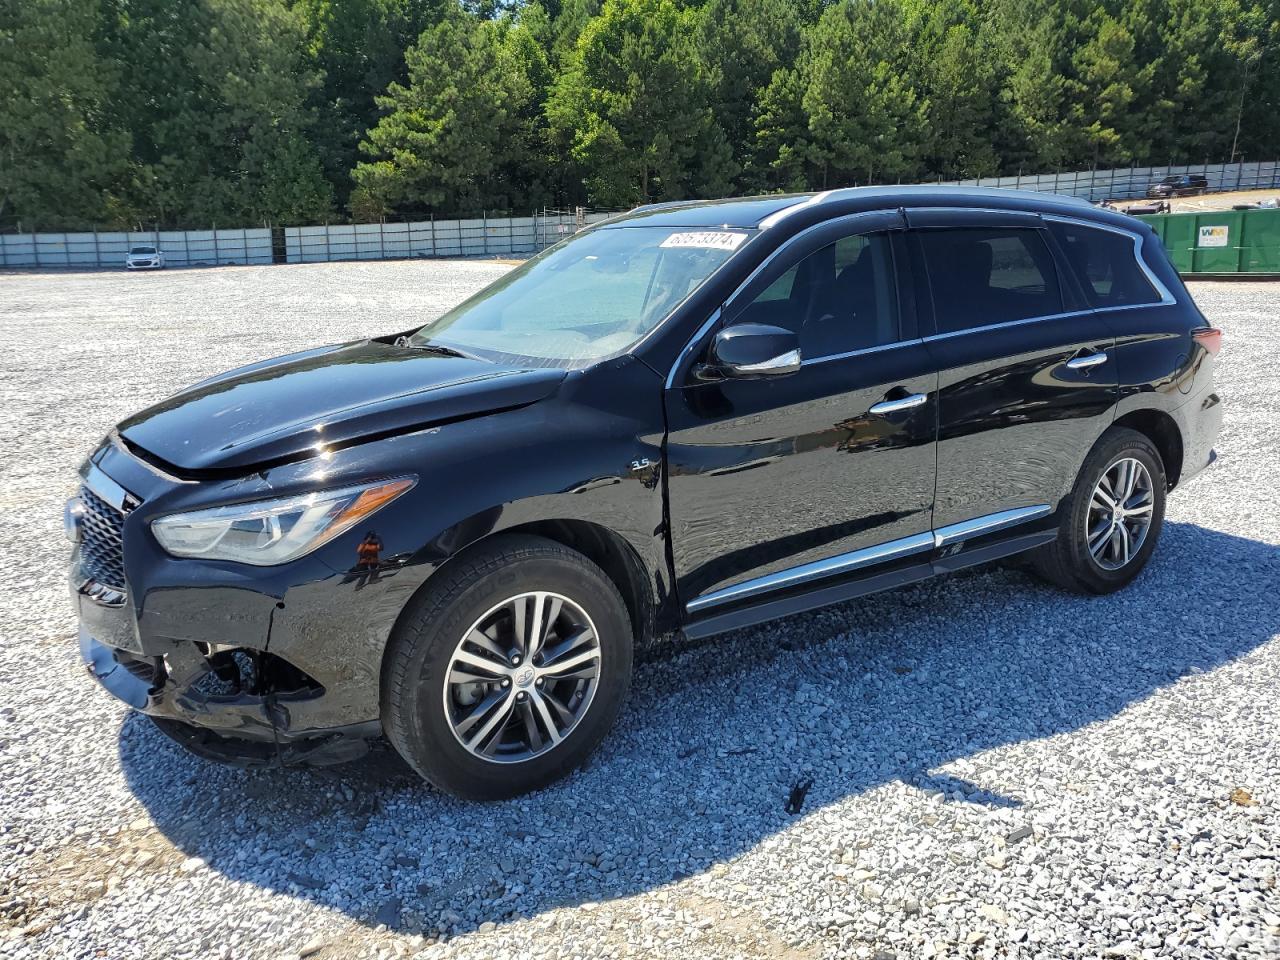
[{"x1": 71, "y1": 186, "x2": 1222, "y2": 762}]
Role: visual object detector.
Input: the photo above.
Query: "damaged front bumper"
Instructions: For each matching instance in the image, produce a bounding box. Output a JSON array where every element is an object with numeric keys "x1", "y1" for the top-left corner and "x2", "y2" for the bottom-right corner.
[
  {"x1": 79, "y1": 626, "x2": 379, "y2": 766},
  {"x1": 68, "y1": 435, "x2": 431, "y2": 770}
]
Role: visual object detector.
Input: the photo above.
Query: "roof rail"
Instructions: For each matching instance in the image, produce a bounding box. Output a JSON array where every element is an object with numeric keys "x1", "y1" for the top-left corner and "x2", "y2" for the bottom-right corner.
[
  {"x1": 758, "y1": 192, "x2": 827, "y2": 229},
  {"x1": 629, "y1": 199, "x2": 698, "y2": 214},
  {"x1": 761, "y1": 183, "x2": 1094, "y2": 227}
]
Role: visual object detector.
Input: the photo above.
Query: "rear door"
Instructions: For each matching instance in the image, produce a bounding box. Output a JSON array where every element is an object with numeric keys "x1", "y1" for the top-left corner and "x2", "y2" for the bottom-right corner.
[
  {"x1": 907, "y1": 210, "x2": 1117, "y2": 534},
  {"x1": 664, "y1": 211, "x2": 940, "y2": 614}
]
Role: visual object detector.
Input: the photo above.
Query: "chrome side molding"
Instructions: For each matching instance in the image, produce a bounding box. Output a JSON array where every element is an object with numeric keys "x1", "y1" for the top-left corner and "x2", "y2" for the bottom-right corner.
[
  {"x1": 686, "y1": 532, "x2": 936, "y2": 613},
  {"x1": 686, "y1": 504, "x2": 1052, "y2": 614},
  {"x1": 932, "y1": 505, "x2": 1052, "y2": 547}
]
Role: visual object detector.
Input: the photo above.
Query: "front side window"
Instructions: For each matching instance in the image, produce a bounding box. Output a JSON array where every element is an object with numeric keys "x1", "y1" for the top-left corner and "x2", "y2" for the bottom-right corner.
[
  {"x1": 917, "y1": 227, "x2": 1063, "y2": 334},
  {"x1": 1048, "y1": 221, "x2": 1161, "y2": 309},
  {"x1": 730, "y1": 232, "x2": 899, "y2": 358},
  {"x1": 411, "y1": 226, "x2": 751, "y2": 368}
]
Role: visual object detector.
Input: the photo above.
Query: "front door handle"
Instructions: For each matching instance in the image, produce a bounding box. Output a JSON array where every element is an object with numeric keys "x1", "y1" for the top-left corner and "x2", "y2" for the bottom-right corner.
[
  {"x1": 868, "y1": 393, "x2": 928, "y2": 416},
  {"x1": 1066, "y1": 352, "x2": 1108, "y2": 370}
]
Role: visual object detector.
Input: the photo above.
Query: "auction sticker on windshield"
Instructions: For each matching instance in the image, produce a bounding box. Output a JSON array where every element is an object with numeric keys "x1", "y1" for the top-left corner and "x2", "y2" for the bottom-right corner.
[{"x1": 660, "y1": 231, "x2": 749, "y2": 251}]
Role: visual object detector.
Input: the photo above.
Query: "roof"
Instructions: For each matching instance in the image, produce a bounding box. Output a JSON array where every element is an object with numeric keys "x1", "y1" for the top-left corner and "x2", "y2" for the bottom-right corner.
[{"x1": 602, "y1": 185, "x2": 1097, "y2": 230}]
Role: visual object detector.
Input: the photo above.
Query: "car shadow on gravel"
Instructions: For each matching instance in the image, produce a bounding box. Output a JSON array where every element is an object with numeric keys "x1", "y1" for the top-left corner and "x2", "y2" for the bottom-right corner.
[{"x1": 118, "y1": 520, "x2": 1279, "y2": 940}]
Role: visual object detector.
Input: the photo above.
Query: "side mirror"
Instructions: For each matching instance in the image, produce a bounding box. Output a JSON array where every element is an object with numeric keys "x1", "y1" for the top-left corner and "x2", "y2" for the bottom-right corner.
[{"x1": 696, "y1": 323, "x2": 801, "y2": 381}]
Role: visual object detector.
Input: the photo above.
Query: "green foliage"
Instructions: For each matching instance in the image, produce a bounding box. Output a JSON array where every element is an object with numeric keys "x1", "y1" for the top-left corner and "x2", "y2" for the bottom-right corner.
[
  {"x1": 296, "y1": 0, "x2": 445, "y2": 208},
  {"x1": 694, "y1": 0, "x2": 818, "y2": 187},
  {"x1": 352, "y1": 7, "x2": 551, "y2": 218},
  {"x1": 902, "y1": 0, "x2": 1002, "y2": 179},
  {"x1": 98, "y1": 0, "x2": 334, "y2": 227},
  {"x1": 3, "y1": 0, "x2": 1278, "y2": 228},
  {"x1": 546, "y1": 0, "x2": 733, "y2": 207},
  {"x1": 795, "y1": 0, "x2": 929, "y2": 186},
  {"x1": 0, "y1": 0, "x2": 127, "y2": 228}
]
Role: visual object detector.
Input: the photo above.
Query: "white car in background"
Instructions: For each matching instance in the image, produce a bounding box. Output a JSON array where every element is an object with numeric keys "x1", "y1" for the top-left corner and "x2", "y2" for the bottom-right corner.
[{"x1": 125, "y1": 245, "x2": 165, "y2": 270}]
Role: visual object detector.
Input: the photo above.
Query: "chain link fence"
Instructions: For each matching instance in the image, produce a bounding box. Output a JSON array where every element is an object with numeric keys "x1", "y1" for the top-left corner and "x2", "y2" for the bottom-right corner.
[{"x1": 4, "y1": 161, "x2": 1278, "y2": 270}]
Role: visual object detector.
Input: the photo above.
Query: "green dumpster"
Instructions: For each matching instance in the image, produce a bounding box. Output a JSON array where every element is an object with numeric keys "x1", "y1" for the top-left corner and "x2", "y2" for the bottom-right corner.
[{"x1": 1138, "y1": 207, "x2": 1280, "y2": 276}]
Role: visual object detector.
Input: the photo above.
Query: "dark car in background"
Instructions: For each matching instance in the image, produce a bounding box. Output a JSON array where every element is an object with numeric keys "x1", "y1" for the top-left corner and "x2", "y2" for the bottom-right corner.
[
  {"x1": 1147, "y1": 174, "x2": 1209, "y2": 198},
  {"x1": 70, "y1": 186, "x2": 1222, "y2": 799}
]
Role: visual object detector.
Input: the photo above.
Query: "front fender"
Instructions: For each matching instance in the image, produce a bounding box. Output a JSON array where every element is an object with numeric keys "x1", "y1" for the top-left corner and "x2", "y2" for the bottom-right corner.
[{"x1": 263, "y1": 356, "x2": 671, "y2": 728}]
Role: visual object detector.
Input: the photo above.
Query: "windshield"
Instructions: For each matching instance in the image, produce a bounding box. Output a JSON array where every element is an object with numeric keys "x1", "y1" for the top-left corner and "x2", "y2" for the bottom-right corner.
[
  {"x1": 129, "y1": 246, "x2": 156, "y2": 254},
  {"x1": 410, "y1": 225, "x2": 752, "y2": 368}
]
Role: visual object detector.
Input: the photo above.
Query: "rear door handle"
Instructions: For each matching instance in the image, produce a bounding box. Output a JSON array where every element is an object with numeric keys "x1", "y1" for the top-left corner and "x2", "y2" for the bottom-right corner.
[
  {"x1": 1066, "y1": 352, "x2": 1108, "y2": 370},
  {"x1": 868, "y1": 393, "x2": 928, "y2": 416}
]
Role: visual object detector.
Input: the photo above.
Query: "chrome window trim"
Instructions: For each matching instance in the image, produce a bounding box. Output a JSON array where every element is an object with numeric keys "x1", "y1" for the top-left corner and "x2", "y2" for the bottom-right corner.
[
  {"x1": 664, "y1": 208, "x2": 906, "y2": 388},
  {"x1": 921, "y1": 309, "x2": 1093, "y2": 343},
  {"x1": 1041, "y1": 213, "x2": 1177, "y2": 307},
  {"x1": 685, "y1": 504, "x2": 1053, "y2": 614},
  {"x1": 800, "y1": 337, "x2": 924, "y2": 367},
  {"x1": 667, "y1": 205, "x2": 1177, "y2": 387},
  {"x1": 917, "y1": 214, "x2": 1177, "y2": 342}
]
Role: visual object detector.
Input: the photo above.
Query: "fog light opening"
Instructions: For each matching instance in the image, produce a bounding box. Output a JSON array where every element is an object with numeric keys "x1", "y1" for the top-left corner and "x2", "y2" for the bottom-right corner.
[{"x1": 170, "y1": 643, "x2": 325, "y2": 701}]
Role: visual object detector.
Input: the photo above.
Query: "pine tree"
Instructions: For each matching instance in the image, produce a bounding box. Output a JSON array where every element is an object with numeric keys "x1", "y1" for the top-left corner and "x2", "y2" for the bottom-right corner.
[
  {"x1": 352, "y1": 9, "x2": 545, "y2": 217},
  {"x1": 793, "y1": 0, "x2": 930, "y2": 187},
  {"x1": 0, "y1": 0, "x2": 128, "y2": 228},
  {"x1": 546, "y1": 0, "x2": 733, "y2": 207}
]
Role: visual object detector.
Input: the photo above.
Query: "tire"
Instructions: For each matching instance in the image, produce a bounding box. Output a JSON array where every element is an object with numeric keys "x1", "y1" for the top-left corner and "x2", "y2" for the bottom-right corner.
[
  {"x1": 381, "y1": 534, "x2": 633, "y2": 799},
  {"x1": 1032, "y1": 427, "x2": 1167, "y2": 595}
]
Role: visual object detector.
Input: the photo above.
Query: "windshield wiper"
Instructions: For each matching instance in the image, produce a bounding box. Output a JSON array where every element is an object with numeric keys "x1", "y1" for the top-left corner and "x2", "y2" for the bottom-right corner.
[{"x1": 392, "y1": 335, "x2": 474, "y2": 359}]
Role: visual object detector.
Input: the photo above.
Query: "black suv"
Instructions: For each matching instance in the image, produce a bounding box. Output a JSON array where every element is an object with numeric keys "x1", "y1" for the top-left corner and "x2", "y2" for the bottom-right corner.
[
  {"x1": 1147, "y1": 174, "x2": 1210, "y2": 198},
  {"x1": 70, "y1": 187, "x2": 1222, "y2": 799}
]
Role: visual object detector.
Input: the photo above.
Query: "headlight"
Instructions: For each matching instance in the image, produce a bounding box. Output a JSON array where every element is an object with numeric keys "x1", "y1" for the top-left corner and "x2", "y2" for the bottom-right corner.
[{"x1": 151, "y1": 477, "x2": 414, "y2": 565}]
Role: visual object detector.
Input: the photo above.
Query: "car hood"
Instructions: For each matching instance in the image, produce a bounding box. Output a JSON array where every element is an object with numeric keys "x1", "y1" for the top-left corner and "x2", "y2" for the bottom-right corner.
[{"x1": 118, "y1": 339, "x2": 566, "y2": 473}]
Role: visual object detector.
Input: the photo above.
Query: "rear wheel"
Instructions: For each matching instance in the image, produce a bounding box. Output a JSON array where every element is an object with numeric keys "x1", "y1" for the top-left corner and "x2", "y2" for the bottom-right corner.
[
  {"x1": 1032, "y1": 427, "x2": 1167, "y2": 594},
  {"x1": 382, "y1": 535, "x2": 633, "y2": 799}
]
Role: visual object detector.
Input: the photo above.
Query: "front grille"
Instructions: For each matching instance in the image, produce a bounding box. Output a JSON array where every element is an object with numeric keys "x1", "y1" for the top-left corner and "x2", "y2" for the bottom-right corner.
[{"x1": 79, "y1": 485, "x2": 129, "y2": 591}]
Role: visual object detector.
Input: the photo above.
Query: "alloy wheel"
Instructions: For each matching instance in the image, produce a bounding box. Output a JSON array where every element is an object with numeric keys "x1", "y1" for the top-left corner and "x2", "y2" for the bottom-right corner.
[
  {"x1": 1086, "y1": 457, "x2": 1155, "y2": 571},
  {"x1": 442, "y1": 591, "x2": 602, "y2": 763}
]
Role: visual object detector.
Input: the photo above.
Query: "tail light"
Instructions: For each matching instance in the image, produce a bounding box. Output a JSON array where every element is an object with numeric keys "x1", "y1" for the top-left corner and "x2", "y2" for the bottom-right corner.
[{"x1": 1192, "y1": 327, "x2": 1222, "y2": 356}]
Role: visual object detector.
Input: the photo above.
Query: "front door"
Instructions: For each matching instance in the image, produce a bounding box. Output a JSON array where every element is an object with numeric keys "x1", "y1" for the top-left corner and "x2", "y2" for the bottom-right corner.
[{"x1": 664, "y1": 212, "x2": 939, "y2": 615}]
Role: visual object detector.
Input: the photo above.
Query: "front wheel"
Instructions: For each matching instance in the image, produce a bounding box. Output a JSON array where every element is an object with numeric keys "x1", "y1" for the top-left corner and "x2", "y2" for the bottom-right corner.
[
  {"x1": 381, "y1": 535, "x2": 633, "y2": 799},
  {"x1": 1032, "y1": 427, "x2": 1167, "y2": 594}
]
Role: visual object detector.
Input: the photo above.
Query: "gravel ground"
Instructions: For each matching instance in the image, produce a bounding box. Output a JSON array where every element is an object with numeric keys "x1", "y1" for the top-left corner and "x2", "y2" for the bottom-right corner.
[{"x1": 0, "y1": 262, "x2": 1276, "y2": 960}]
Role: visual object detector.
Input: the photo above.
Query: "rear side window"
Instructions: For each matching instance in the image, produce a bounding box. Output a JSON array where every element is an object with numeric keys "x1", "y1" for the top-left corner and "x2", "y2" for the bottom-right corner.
[
  {"x1": 917, "y1": 228, "x2": 1063, "y2": 334},
  {"x1": 1048, "y1": 221, "x2": 1161, "y2": 308}
]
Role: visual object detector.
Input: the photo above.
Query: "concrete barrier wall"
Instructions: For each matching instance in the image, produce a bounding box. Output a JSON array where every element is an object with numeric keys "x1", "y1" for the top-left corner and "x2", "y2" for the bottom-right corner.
[
  {"x1": 0, "y1": 228, "x2": 273, "y2": 268},
  {"x1": 283, "y1": 217, "x2": 545, "y2": 263},
  {"x1": 5, "y1": 161, "x2": 1277, "y2": 270}
]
